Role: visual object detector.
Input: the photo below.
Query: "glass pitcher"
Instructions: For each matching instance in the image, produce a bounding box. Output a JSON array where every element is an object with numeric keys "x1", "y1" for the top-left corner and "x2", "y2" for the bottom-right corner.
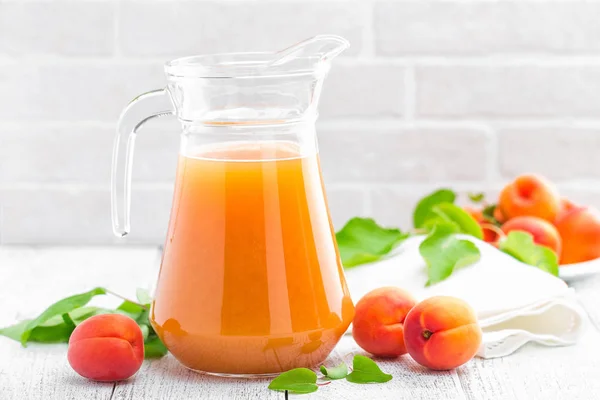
[{"x1": 111, "y1": 35, "x2": 355, "y2": 376}]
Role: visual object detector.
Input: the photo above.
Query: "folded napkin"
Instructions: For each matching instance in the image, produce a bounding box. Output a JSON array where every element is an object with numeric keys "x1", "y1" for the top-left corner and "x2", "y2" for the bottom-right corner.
[{"x1": 344, "y1": 235, "x2": 586, "y2": 358}]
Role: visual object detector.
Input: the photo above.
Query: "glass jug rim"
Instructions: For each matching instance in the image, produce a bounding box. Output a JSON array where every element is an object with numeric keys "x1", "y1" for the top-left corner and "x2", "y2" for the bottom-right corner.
[{"x1": 165, "y1": 52, "x2": 329, "y2": 79}]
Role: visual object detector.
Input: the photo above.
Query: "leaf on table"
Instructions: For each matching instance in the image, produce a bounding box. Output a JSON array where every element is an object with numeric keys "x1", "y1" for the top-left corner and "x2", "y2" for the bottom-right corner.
[
  {"x1": 498, "y1": 231, "x2": 559, "y2": 277},
  {"x1": 0, "y1": 321, "x2": 30, "y2": 342},
  {"x1": 268, "y1": 368, "x2": 318, "y2": 394},
  {"x1": 19, "y1": 287, "x2": 106, "y2": 346},
  {"x1": 320, "y1": 362, "x2": 348, "y2": 380},
  {"x1": 2, "y1": 319, "x2": 72, "y2": 344},
  {"x1": 61, "y1": 313, "x2": 76, "y2": 331},
  {"x1": 69, "y1": 306, "x2": 109, "y2": 323},
  {"x1": 431, "y1": 203, "x2": 483, "y2": 240},
  {"x1": 419, "y1": 225, "x2": 481, "y2": 286},
  {"x1": 345, "y1": 355, "x2": 392, "y2": 384},
  {"x1": 36, "y1": 306, "x2": 107, "y2": 343},
  {"x1": 117, "y1": 300, "x2": 145, "y2": 314},
  {"x1": 0, "y1": 306, "x2": 109, "y2": 344},
  {"x1": 336, "y1": 218, "x2": 409, "y2": 268},
  {"x1": 413, "y1": 189, "x2": 456, "y2": 229},
  {"x1": 140, "y1": 324, "x2": 150, "y2": 341},
  {"x1": 116, "y1": 300, "x2": 146, "y2": 320},
  {"x1": 136, "y1": 288, "x2": 153, "y2": 306},
  {"x1": 468, "y1": 192, "x2": 485, "y2": 203},
  {"x1": 144, "y1": 335, "x2": 168, "y2": 359}
]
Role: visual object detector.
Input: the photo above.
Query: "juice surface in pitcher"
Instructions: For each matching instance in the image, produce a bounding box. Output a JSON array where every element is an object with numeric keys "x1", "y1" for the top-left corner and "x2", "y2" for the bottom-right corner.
[{"x1": 150, "y1": 140, "x2": 354, "y2": 375}]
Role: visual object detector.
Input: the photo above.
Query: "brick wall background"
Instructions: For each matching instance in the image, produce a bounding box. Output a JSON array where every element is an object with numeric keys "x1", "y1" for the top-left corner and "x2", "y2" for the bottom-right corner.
[{"x1": 1, "y1": 0, "x2": 600, "y2": 244}]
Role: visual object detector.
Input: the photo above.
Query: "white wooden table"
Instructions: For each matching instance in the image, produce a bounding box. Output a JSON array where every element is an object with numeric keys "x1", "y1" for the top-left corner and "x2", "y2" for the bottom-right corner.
[{"x1": 1, "y1": 246, "x2": 600, "y2": 400}]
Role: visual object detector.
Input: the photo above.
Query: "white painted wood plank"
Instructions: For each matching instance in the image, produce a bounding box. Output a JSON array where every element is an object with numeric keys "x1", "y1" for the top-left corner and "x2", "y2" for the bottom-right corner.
[
  {"x1": 303, "y1": 335, "x2": 467, "y2": 400},
  {"x1": 0, "y1": 246, "x2": 160, "y2": 400},
  {"x1": 0, "y1": 341, "x2": 114, "y2": 400},
  {"x1": 570, "y1": 274, "x2": 600, "y2": 330},
  {"x1": 456, "y1": 328, "x2": 600, "y2": 400},
  {"x1": 455, "y1": 274, "x2": 600, "y2": 400},
  {"x1": 0, "y1": 246, "x2": 161, "y2": 327},
  {"x1": 111, "y1": 354, "x2": 280, "y2": 400}
]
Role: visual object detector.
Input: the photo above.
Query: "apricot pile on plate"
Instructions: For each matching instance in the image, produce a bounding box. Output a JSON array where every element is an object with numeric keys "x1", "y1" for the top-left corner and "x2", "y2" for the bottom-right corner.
[
  {"x1": 352, "y1": 288, "x2": 482, "y2": 370},
  {"x1": 466, "y1": 173, "x2": 600, "y2": 265}
]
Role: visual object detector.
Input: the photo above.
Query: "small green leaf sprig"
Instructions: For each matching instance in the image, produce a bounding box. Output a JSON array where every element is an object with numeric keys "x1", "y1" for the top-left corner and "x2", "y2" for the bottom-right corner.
[
  {"x1": 268, "y1": 355, "x2": 392, "y2": 395},
  {"x1": 0, "y1": 288, "x2": 167, "y2": 359}
]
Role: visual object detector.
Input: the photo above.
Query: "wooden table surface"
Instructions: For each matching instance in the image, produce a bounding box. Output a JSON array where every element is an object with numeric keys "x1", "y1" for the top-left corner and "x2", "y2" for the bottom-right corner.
[{"x1": 1, "y1": 246, "x2": 600, "y2": 400}]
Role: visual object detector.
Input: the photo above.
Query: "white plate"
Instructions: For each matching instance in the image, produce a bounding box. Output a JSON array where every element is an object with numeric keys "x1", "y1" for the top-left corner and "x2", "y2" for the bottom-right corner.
[{"x1": 559, "y1": 257, "x2": 600, "y2": 282}]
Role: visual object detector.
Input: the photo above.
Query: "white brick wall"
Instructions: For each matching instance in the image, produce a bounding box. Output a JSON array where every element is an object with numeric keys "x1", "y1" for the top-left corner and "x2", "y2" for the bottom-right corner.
[{"x1": 1, "y1": 0, "x2": 600, "y2": 244}]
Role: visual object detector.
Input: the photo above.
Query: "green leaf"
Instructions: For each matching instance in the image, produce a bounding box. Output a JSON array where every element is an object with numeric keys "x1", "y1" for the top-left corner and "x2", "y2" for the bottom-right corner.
[
  {"x1": 468, "y1": 192, "x2": 485, "y2": 203},
  {"x1": 19, "y1": 287, "x2": 106, "y2": 346},
  {"x1": 136, "y1": 288, "x2": 153, "y2": 305},
  {"x1": 140, "y1": 324, "x2": 150, "y2": 341},
  {"x1": 30, "y1": 324, "x2": 73, "y2": 343},
  {"x1": 1, "y1": 320, "x2": 72, "y2": 344},
  {"x1": 117, "y1": 300, "x2": 145, "y2": 314},
  {"x1": 413, "y1": 189, "x2": 456, "y2": 229},
  {"x1": 0, "y1": 321, "x2": 30, "y2": 341},
  {"x1": 61, "y1": 313, "x2": 76, "y2": 331},
  {"x1": 0, "y1": 306, "x2": 108, "y2": 344},
  {"x1": 346, "y1": 355, "x2": 392, "y2": 384},
  {"x1": 336, "y1": 218, "x2": 409, "y2": 268},
  {"x1": 144, "y1": 335, "x2": 168, "y2": 359},
  {"x1": 482, "y1": 204, "x2": 500, "y2": 225},
  {"x1": 499, "y1": 231, "x2": 559, "y2": 277},
  {"x1": 419, "y1": 225, "x2": 481, "y2": 286},
  {"x1": 320, "y1": 362, "x2": 348, "y2": 380},
  {"x1": 268, "y1": 368, "x2": 318, "y2": 394},
  {"x1": 116, "y1": 300, "x2": 146, "y2": 320},
  {"x1": 431, "y1": 203, "x2": 483, "y2": 240},
  {"x1": 69, "y1": 306, "x2": 109, "y2": 323}
]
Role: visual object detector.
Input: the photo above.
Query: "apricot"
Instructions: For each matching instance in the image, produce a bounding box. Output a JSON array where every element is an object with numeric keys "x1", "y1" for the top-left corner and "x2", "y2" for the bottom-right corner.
[
  {"x1": 352, "y1": 287, "x2": 417, "y2": 357},
  {"x1": 555, "y1": 206, "x2": 600, "y2": 264},
  {"x1": 463, "y1": 206, "x2": 500, "y2": 244},
  {"x1": 501, "y1": 216, "x2": 562, "y2": 256},
  {"x1": 68, "y1": 314, "x2": 144, "y2": 381},
  {"x1": 555, "y1": 197, "x2": 578, "y2": 223},
  {"x1": 463, "y1": 206, "x2": 483, "y2": 222},
  {"x1": 493, "y1": 207, "x2": 506, "y2": 224},
  {"x1": 403, "y1": 296, "x2": 481, "y2": 370},
  {"x1": 498, "y1": 174, "x2": 561, "y2": 222}
]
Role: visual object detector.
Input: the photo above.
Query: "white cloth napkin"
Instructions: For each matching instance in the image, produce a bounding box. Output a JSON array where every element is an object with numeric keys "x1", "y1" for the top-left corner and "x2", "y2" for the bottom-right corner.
[{"x1": 344, "y1": 235, "x2": 586, "y2": 358}]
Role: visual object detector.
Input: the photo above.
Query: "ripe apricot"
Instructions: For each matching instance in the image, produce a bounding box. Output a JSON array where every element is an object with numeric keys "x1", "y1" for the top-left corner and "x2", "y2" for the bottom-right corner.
[
  {"x1": 498, "y1": 174, "x2": 561, "y2": 222},
  {"x1": 555, "y1": 197, "x2": 578, "y2": 223},
  {"x1": 463, "y1": 206, "x2": 500, "y2": 244},
  {"x1": 463, "y1": 206, "x2": 483, "y2": 222},
  {"x1": 493, "y1": 207, "x2": 506, "y2": 224},
  {"x1": 555, "y1": 206, "x2": 600, "y2": 264},
  {"x1": 404, "y1": 296, "x2": 481, "y2": 370},
  {"x1": 68, "y1": 314, "x2": 144, "y2": 381},
  {"x1": 352, "y1": 287, "x2": 417, "y2": 357},
  {"x1": 501, "y1": 216, "x2": 562, "y2": 256}
]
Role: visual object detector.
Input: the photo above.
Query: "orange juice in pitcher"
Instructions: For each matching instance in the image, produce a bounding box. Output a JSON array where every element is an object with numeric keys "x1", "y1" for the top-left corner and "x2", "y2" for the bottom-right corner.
[{"x1": 111, "y1": 36, "x2": 354, "y2": 376}]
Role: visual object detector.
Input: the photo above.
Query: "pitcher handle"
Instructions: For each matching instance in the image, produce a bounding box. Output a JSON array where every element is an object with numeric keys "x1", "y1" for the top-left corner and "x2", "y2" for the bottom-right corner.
[{"x1": 111, "y1": 89, "x2": 174, "y2": 237}]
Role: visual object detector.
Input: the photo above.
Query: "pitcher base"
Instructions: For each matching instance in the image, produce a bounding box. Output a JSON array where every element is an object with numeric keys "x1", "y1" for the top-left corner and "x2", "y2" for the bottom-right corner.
[{"x1": 185, "y1": 366, "x2": 280, "y2": 379}]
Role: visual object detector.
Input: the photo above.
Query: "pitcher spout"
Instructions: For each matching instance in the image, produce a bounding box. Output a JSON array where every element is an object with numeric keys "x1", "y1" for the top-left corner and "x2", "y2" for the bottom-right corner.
[{"x1": 267, "y1": 35, "x2": 350, "y2": 68}]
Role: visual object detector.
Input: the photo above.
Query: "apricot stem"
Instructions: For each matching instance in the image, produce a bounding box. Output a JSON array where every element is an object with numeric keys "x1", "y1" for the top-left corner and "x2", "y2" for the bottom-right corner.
[
  {"x1": 105, "y1": 289, "x2": 148, "y2": 310},
  {"x1": 317, "y1": 381, "x2": 332, "y2": 387},
  {"x1": 422, "y1": 330, "x2": 432, "y2": 340}
]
